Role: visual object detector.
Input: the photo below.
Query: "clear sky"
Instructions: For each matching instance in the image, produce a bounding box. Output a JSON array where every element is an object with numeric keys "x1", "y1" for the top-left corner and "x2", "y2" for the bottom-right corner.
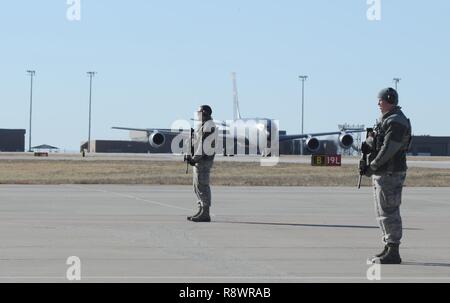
[{"x1": 1, "y1": 0, "x2": 449, "y2": 151}]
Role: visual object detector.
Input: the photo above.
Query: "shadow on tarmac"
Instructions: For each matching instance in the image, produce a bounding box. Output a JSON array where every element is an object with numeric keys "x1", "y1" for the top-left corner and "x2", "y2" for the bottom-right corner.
[
  {"x1": 214, "y1": 220, "x2": 422, "y2": 230},
  {"x1": 215, "y1": 221, "x2": 379, "y2": 229},
  {"x1": 402, "y1": 261, "x2": 450, "y2": 268}
]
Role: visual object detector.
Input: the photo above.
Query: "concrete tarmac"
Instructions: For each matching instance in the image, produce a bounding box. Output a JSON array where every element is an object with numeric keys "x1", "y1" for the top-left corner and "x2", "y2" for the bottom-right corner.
[{"x1": 1, "y1": 185, "x2": 449, "y2": 283}]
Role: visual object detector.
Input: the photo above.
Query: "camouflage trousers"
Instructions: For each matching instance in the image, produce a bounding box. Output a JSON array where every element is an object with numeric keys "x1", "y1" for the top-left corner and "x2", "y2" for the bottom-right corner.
[
  {"x1": 193, "y1": 160, "x2": 214, "y2": 207},
  {"x1": 372, "y1": 172, "x2": 407, "y2": 245}
]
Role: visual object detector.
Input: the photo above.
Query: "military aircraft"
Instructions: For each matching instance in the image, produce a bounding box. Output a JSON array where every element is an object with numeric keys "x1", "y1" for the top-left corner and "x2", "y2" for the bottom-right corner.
[{"x1": 113, "y1": 73, "x2": 362, "y2": 155}]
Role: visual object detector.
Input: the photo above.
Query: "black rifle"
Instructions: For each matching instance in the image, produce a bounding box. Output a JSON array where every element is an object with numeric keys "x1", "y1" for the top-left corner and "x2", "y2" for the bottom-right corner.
[
  {"x1": 358, "y1": 128, "x2": 374, "y2": 189},
  {"x1": 184, "y1": 128, "x2": 194, "y2": 174}
]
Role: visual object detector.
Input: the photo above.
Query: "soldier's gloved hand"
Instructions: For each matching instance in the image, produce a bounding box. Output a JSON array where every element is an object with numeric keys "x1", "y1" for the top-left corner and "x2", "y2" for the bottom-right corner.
[
  {"x1": 184, "y1": 155, "x2": 196, "y2": 166},
  {"x1": 361, "y1": 141, "x2": 372, "y2": 154},
  {"x1": 364, "y1": 166, "x2": 375, "y2": 177}
]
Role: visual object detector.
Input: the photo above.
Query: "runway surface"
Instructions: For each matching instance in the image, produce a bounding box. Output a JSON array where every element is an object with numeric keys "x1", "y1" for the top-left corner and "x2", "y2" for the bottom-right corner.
[
  {"x1": 1, "y1": 152, "x2": 450, "y2": 169},
  {"x1": 1, "y1": 185, "x2": 450, "y2": 282}
]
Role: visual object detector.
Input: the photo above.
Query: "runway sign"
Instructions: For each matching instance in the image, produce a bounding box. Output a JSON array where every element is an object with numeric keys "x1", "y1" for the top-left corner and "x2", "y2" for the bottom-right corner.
[
  {"x1": 34, "y1": 152, "x2": 49, "y2": 157},
  {"x1": 311, "y1": 154, "x2": 341, "y2": 166}
]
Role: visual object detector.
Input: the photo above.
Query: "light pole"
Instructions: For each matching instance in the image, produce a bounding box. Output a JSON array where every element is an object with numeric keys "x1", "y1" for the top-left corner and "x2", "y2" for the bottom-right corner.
[
  {"x1": 87, "y1": 71, "x2": 97, "y2": 153},
  {"x1": 299, "y1": 75, "x2": 308, "y2": 155},
  {"x1": 27, "y1": 70, "x2": 36, "y2": 152},
  {"x1": 393, "y1": 77, "x2": 401, "y2": 91}
]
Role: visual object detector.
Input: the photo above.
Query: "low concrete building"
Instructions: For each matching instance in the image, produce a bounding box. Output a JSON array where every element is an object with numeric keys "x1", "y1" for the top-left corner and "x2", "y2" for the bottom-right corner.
[
  {"x1": 0, "y1": 129, "x2": 26, "y2": 152},
  {"x1": 409, "y1": 136, "x2": 450, "y2": 156},
  {"x1": 81, "y1": 140, "x2": 165, "y2": 153}
]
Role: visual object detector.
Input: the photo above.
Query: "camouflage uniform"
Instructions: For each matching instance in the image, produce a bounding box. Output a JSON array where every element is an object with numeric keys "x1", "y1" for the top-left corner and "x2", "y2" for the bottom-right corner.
[
  {"x1": 369, "y1": 106, "x2": 412, "y2": 245},
  {"x1": 193, "y1": 161, "x2": 213, "y2": 208},
  {"x1": 192, "y1": 119, "x2": 217, "y2": 208}
]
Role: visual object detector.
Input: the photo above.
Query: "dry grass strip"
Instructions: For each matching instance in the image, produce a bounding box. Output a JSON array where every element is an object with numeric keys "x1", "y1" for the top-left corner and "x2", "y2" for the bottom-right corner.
[{"x1": 0, "y1": 159, "x2": 449, "y2": 187}]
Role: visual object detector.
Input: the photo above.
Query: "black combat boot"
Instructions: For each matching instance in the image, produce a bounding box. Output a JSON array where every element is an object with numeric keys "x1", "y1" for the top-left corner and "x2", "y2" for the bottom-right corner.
[
  {"x1": 187, "y1": 202, "x2": 202, "y2": 221},
  {"x1": 377, "y1": 243, "x2": 402, "y2": 264},
  {"x1": 190, "y1": 206, "x2": 211, "y2": 222}
]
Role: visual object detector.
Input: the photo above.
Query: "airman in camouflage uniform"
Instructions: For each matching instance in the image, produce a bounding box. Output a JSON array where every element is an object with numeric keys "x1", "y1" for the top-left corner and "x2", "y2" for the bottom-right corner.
[
  {"x1": 364, "y1": 88, "x2": 412, "y2": 264},
  {"x1": 184, "y1": 105, "x2": 217, "y2": 222}
]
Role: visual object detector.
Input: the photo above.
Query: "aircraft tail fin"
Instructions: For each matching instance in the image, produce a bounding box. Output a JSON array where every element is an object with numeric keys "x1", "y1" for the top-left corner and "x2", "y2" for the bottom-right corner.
[{"x1": 231, "y1": 72, "x2": 242, "y2": 120}]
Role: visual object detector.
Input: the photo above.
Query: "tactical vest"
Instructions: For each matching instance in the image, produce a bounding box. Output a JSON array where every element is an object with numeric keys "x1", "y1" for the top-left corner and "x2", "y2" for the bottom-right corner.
[
  {"x1": 193, "y1": 120, "x2": 217, "y2": 161},
  {"x1": 372, "y1": 107, "x2": 412, "y2": 173}
]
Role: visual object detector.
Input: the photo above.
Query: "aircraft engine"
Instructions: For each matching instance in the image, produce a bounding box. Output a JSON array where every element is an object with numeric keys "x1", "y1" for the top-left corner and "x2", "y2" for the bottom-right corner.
[
  {"x1": 306, "y1": 137, "x2": 320, "y2": 152},
  {"x1": 338, "y1": 133, "x2": 354, "y2": 149},
  {"x1": 149, "y1": 131, "x2": 165, "y2": 148}
]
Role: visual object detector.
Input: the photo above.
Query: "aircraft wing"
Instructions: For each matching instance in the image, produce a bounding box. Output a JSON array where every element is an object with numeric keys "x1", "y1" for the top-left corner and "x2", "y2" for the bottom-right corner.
[
  {"x1": 279, "y1": 130, "x2": 364, "y2": 142},
  {"x1": 112, "y1": 127, "x2": 190, "y2": 135},
  {"x1": 214, "y1": 120, "x2": 231, "y2": 127},
  {"x1": 190, "y1": 119, "x2": 229, "y2": 127}
]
